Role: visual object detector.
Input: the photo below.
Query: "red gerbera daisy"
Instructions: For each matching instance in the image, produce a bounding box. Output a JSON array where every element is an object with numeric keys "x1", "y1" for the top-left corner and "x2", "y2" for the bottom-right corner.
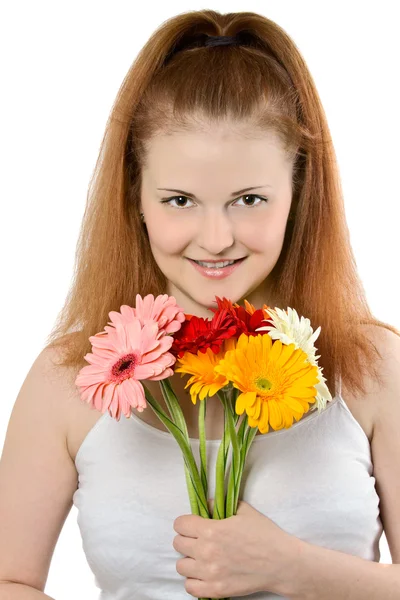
[
  {"x1": 210, "y1": 297, "x2": 273, "y2": 337},
  {"x1": 171, "y1": 308, "x2": 237, "y2": 358}
]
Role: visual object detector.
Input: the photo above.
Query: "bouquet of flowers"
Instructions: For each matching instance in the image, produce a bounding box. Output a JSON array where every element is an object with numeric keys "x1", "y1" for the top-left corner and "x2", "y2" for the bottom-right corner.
[{"x1": 75, "y1": 294, "x2": 332, "y2": 600}]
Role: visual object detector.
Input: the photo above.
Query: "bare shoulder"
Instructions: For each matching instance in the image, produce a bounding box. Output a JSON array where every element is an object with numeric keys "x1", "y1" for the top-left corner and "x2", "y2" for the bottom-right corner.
[
  {"x1": 363, "y1": 324, "x2": 400, "y2": 414},
  {"x1": 41, "y1": 346, "x2": 104, "y2": 465},
  {"x1": 0, "y1": 346, "x2": 86, "y2": 588},
  {"x1": 341, "y1": 325, "x2": 400, "y2": 443}
]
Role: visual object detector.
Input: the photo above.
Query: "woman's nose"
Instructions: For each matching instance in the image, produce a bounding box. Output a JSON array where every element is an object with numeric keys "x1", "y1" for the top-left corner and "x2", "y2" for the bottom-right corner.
[{"x1": 196, "y1": 209, "x2": 235, "y2": 255}]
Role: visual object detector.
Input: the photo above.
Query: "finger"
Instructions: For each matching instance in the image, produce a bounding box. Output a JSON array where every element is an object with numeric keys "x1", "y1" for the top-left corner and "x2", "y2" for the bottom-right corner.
[
  {"x1": 176, "y1": 556, "x2": 199, "y2": 579},
  {"x1": 173, "y1": 514, "x2": 202, "y2": 537},
  {"x1": 173, "y1": 534, "x2": 196, "y2": 558}
]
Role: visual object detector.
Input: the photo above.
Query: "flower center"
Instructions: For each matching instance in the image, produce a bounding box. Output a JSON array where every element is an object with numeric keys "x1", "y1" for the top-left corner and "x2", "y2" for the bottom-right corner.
[
  {"x1": 111, "y1": 352, "x2": 138, "y2": 383},
  {"x1": 255, "y1": 376, "x2": 272, "y2": 393}
]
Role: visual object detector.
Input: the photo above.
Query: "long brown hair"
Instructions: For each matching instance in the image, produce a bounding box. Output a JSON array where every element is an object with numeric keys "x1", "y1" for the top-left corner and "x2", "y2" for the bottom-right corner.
[{"x1": 44, "y1": 9, "x2": 399, "y2": 399}]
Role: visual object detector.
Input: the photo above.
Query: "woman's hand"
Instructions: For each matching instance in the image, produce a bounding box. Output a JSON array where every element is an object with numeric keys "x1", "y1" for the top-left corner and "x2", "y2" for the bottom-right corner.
[{"x1": 172, "y1": 499, "x2": 299, "y2": 599}]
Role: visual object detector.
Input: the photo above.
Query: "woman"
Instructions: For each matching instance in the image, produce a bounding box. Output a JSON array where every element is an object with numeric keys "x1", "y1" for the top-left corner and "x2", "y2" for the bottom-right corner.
[{"x1": 1, "y1": 9, "x2": 400, "y2": 600}]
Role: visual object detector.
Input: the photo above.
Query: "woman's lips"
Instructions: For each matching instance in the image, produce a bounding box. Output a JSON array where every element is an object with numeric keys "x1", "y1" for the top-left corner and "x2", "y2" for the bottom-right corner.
[{"x1": 186, "y1": 258, "x2": 246, "y2": 279}]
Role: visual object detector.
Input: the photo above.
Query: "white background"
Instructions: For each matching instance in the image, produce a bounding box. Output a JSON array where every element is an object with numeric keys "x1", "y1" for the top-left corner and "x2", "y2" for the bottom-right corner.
[{"x1": 1, "y1": 1, "x2": 399, "y2": 598}]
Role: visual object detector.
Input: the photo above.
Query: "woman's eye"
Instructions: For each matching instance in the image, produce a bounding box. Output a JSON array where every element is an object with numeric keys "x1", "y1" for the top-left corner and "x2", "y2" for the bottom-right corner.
[
  {"x1": 161, "y1": 196, "x2": 195, "y2": 209},
  {"x1": 233, "y1": 194, "x2": 268, "y2": 207}
]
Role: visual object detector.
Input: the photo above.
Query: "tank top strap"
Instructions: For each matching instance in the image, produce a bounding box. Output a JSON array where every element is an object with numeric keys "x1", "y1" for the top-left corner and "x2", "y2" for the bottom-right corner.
[{"x1": 337, "y1": 373, "x2": 342, "y2": 397}]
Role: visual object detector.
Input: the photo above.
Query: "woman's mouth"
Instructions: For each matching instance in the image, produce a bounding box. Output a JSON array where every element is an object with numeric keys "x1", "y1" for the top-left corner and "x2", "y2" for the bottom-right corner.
[{"x1": 186, "y1": 257, "x2": 246, "y2": 279}]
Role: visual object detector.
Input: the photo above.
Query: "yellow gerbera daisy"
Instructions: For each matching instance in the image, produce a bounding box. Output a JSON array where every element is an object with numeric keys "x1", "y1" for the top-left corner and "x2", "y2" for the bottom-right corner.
[
  {"x1": 214, "y1": 333, "x2": 320, "y2": 433},
  {"x1": 175, "y1": 346, "x2": 230, "y2": 405}
]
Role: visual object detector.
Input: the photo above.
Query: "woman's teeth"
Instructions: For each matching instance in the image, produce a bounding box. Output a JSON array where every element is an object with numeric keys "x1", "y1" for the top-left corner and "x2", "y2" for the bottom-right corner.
[{"x1": 194, "y1": 260, "x2": 237, "y2": 268}]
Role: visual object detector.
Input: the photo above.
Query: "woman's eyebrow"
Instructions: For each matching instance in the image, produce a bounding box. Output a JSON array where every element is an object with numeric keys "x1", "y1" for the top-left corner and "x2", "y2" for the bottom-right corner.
[{"x1": 156, "y1": 184, "x2": 273, "y2": 199}]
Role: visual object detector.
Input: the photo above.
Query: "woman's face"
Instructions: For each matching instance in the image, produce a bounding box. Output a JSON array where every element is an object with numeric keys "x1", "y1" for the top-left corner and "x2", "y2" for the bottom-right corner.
[{"x1": 140, "y1": 122, "x2": 294, "y2": 318}]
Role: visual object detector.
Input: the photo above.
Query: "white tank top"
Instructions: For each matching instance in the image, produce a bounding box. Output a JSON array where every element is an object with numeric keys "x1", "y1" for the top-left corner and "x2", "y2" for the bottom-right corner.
[{"x1": 72, "y1": 378, "x2": 383, "y2": 599}]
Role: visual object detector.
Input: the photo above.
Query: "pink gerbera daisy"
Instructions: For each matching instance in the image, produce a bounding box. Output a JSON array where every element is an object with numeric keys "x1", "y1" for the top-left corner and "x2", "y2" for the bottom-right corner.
[
  {"x1": 75, "y1": 316, "x2": 176, "y2": 421},
  {"x1": 107, "y1": 294, "x2": 185, "y2": 337}
]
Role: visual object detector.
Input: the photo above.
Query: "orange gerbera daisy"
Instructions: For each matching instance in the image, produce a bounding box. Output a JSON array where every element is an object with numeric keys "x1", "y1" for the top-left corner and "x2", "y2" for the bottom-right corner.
[
  {"x1": 175, "y1": 339, "x2": 236, "y2": 404},
  {"x1": 214, "y1": 333, "x2": 320, "y2": 433}
]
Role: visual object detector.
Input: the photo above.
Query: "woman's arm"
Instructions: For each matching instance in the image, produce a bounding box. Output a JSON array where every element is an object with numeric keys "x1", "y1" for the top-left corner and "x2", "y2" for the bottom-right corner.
[
  {"x1": 0, "y1": 348, "x2": 78, "y2": 595},
  {"x1": 281, "y1": 329, "x2": 400, "y2": 600},
  {"x1": 0, "y1": 582, "x2": 55, "y2": 599},
  {"x1": 282, "y1": 538, "x2": 400, "y2": 600}
]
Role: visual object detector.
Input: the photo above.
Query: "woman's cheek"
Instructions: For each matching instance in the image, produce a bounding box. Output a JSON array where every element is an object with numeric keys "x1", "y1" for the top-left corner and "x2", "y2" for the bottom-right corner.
[
  {"x1": 236, "y1": 219, "x2": 273, "y2": 252},
  {"x1": 146, "y1": 217, "x2": 194, "y2": 255}
]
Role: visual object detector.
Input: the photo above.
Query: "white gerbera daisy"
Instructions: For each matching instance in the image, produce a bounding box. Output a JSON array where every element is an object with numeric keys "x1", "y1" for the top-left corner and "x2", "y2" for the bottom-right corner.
[{"x1": 256, "y1": 306, "x2": 332, "y2": 412}]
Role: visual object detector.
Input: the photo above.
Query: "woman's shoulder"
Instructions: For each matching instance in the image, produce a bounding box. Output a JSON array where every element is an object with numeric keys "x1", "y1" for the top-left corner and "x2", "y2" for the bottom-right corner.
[
  {"x1": 42, "y1": 346, "x2": 105, "y2": 465},
  {"x1": 342, "y1": 324, "x2": 400, "y2": 444}
]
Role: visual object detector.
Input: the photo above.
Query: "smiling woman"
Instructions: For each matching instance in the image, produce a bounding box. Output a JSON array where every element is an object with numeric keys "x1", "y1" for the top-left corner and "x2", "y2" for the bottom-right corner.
[{"x1": 2, "y1": 6, "x2": 400, "y2": 600}]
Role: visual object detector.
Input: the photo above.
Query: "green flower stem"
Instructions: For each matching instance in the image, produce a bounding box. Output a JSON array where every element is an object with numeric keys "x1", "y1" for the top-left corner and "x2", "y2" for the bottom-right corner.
[
  {"x1": 236, "y1": 413, "x2": 248, "y2": 448},
  {"x1": 198, "y1": 398, "x2": 211, "y2": 600},
  {"x1": 226, "y1": 386, "x2": 242, "y2": 436},
  {"x1": 165, "y1": 390, "x2": 212, "y2": 600},
  {"x1": 159, "y1": 379, "x2": 189, "y2": 439},
  {"x1": 158, "y1": 379, "x2": 201, "y2": 515},
  {"x1": 142, "y1": 384, "x2": 209, "y2": 518},
  {"x1": 228, "y1": 411, "x2": 249, "y2": 514},
  {"x1": 213, "y1": 404, "x2": 230, "y2": 520},
  {"x1": 243, "y1": 421, "x2": 259, "y2": 463},
  {"x1": 213, "y1": 388, "x2": 240, "y2": 521},
  {"x1": 219, "y1": 390, "x2": 241, "y2": 519},
  {"x1": 184, "y1": 464, "x2": 201, "y2": 515},
  {"x1": 222, "y1": 387, "x2": 259, "y2": 517},
  {"x1": 232, "y1": 419, "x2": 259, "y2": 515},
  {"x1": 198, "y1": 398, "x2": 208, "y2": 501}
]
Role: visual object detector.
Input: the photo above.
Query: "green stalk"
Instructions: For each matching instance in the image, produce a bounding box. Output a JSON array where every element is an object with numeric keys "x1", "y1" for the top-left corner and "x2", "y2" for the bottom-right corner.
[
  {"x1": 198, "y1": 397, "x2": 208, "y2": 500},
  {"x1": 223, "y1": 387, "x2": 259, "y2": 517},
  {"x1": 220, "y1": 390, "x2": 241, "y2": 519},
  {"x1": 142, "y1": 384, "x2": 209, "y2": 518},
  {"x1": 236, "y1": 413, "x2": 248, "y2": 448},
  {"x1": 159, "y1": 378, "x2": 189, "y2": 439},
  {"x1": 144, "y1": 382, "x2": 217, "y2": 600},
  {"x1": 158, "y1": 379, "x2": 200, "y2": 515},
  {"x1": 208, "y1": 388, "x2": 240, "y2": 600},
  {"x1": 232, "y1": 419, "x2": 259, "y2": 514},
  {"x1": 212, "y1": 387, "x2": 241, "y2": 520},
  {"x1": 226, "y1": 385, "x2": 242, "y2": 433},
  {"x1": 184, "y1": 464, "x2": 201, "y2": 516},
  {"x1": 155, "y1": 381, "x2": 209, "y2": 600},
  {"x1": 198, "y1": 399, "x2": 211, "y2": 600},
  {"x1": 213, "y1": 401, "x2": 230, "y2": 520}
]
